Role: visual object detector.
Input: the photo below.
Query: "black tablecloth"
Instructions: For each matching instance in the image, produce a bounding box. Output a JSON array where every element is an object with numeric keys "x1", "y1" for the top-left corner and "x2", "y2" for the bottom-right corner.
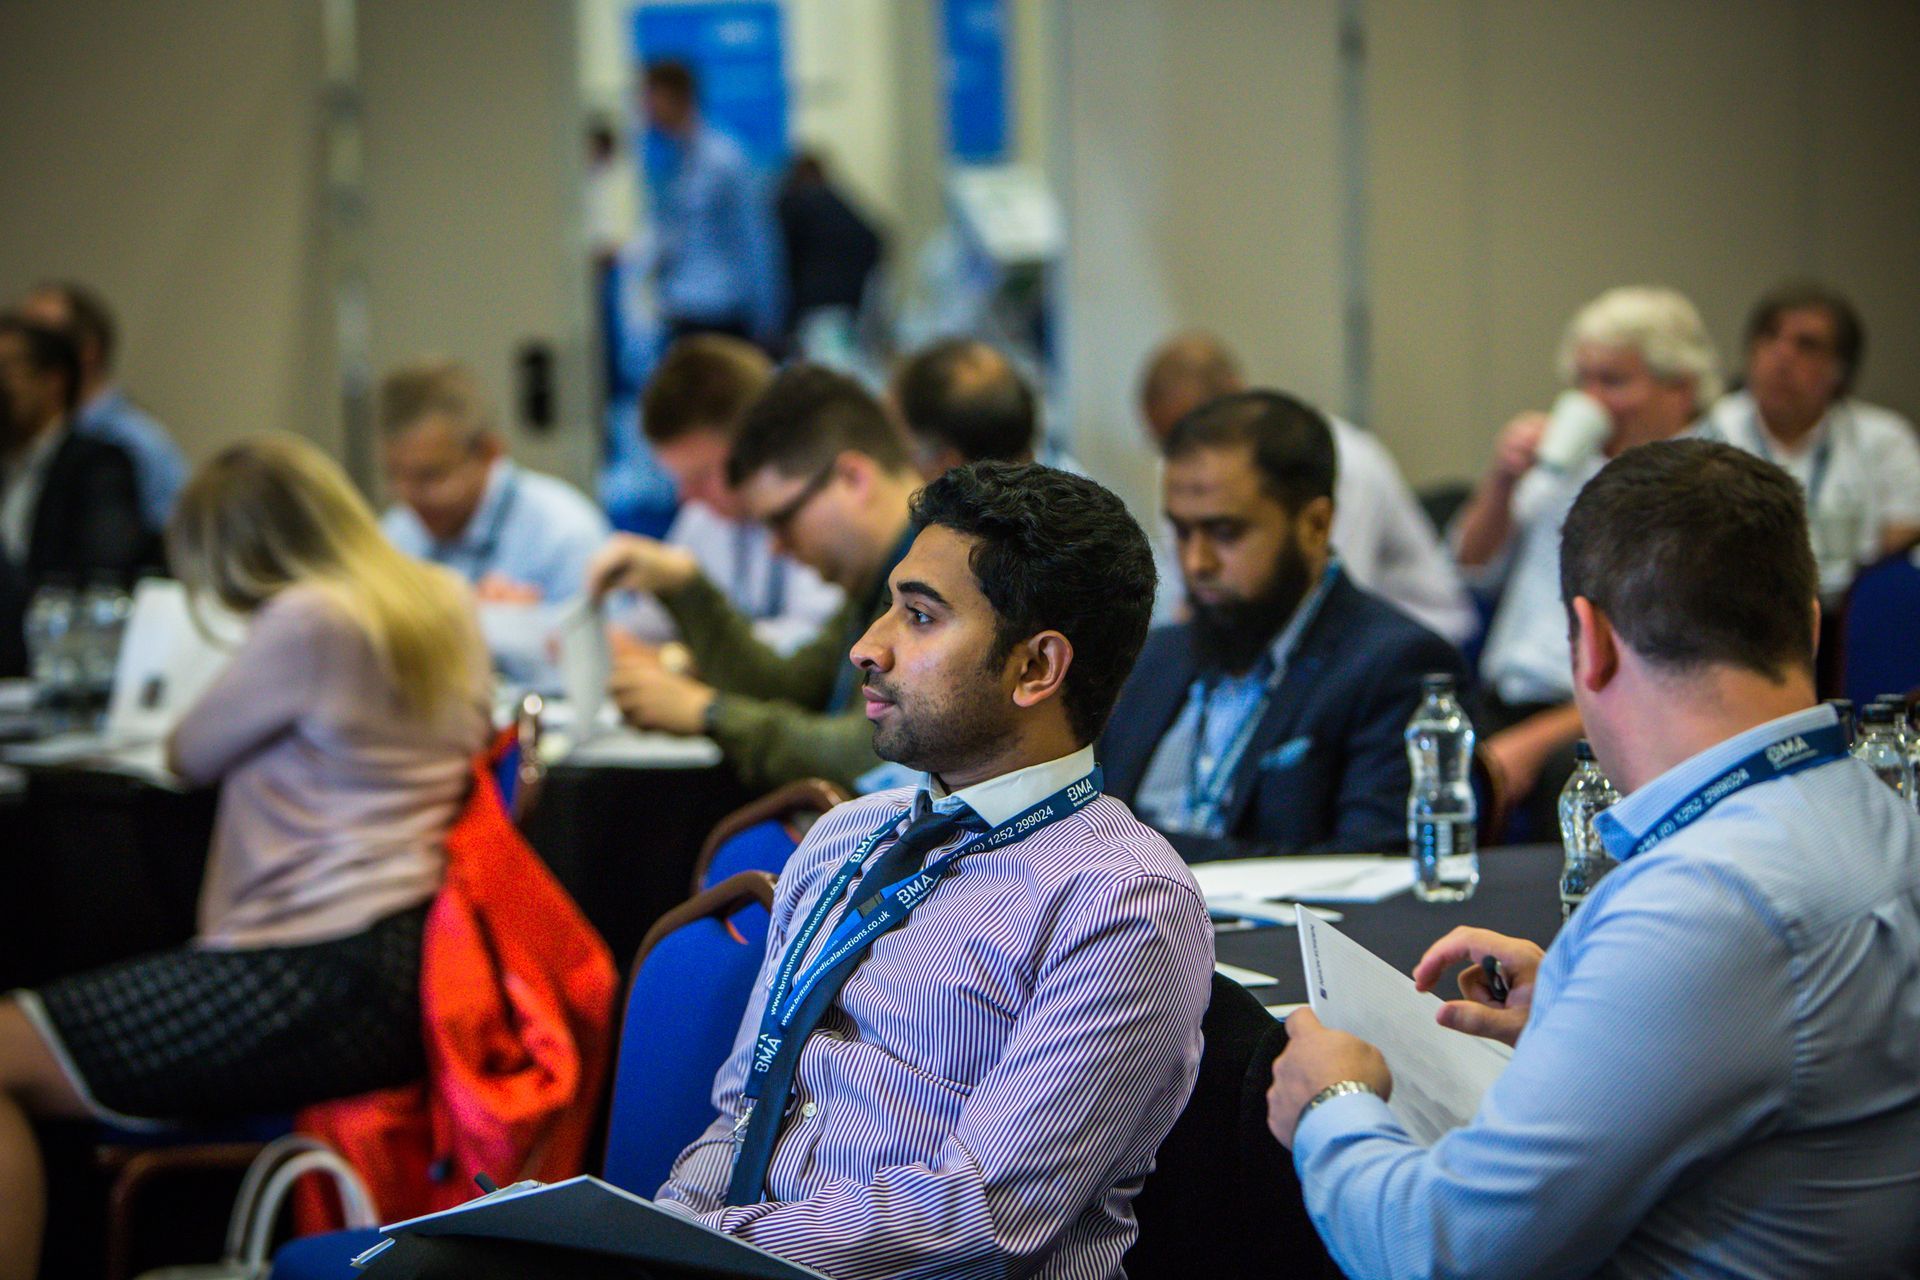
[
  {"x1": 0, "y1": 757, "x2": 749, "y2": 992},
  {"x1": 1214, "y1": 843, "x2": 1567, "y2": 1008}
]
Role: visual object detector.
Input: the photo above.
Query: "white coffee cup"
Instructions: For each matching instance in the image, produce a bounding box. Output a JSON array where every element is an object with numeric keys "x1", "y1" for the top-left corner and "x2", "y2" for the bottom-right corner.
[{"x1": 1536, "y1": 390, "x2": 1612, "y2": 473}]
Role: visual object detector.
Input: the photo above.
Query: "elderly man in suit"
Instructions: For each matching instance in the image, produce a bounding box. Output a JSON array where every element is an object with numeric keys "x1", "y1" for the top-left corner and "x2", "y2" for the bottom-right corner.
[{"x1": 1102, "y1": 391, "x2": 1464, "y2": 860}]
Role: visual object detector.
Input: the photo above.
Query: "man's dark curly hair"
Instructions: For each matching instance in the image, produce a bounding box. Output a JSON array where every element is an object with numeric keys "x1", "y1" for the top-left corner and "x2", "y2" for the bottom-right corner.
[{"x1": 909, "y1": 461, "x2": 1157, "y2": 743}]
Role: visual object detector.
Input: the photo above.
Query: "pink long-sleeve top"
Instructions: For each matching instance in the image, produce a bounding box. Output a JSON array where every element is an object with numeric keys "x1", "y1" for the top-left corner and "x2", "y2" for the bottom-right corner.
[{"x1": 168, "y1": 582, "x2": 492, "y2": 948}]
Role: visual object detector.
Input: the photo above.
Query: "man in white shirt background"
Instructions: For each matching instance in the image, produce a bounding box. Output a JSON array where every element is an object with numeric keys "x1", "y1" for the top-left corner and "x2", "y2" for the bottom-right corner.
[
  {"x1": 1456, "y1": 286, "x2": 1719, "y2": 833},
  {"x1": 1700, "y1": 280, "x2": 1920, "y2": 600}
]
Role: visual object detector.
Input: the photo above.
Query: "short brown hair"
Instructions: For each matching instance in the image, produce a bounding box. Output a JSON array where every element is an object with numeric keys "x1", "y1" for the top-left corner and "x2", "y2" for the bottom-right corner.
[
  {"x1": 727, "y1": 363, "x2": 910, "y2": 487},
  {"x1": 1744, "y1": 280, "x2": 1865, "y2": 395},
  {"x1": 377, "y1": 358, "x2": 494, "y2": 444},
  {"x1": 642, "y1": 335, "x2": 772, "y2": 444},
  {"x1": 1560, "y1": 439, "x2": 1816, "y2": 681}
]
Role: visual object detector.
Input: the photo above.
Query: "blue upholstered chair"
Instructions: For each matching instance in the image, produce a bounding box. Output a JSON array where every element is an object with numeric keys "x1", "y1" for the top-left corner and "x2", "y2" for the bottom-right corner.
[
  {"x1": 1843, "y1": 550, "x2": 1920, "y2": 707},
  {"x1": 271, "y1": 871, "x2": 779, "y2": 1280},
  {"x1": 691, "y1": 778, "x2": 848, "y2": 894}
]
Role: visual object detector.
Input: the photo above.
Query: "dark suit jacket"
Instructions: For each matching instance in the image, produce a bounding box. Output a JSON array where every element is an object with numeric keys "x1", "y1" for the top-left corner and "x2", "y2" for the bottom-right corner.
[
  {"x1": 1, "y1": 431, "x2": 154, "y2": 676},
  {"x1": 1102, "y1": 569, "x2": 1466, "y2": 858}
]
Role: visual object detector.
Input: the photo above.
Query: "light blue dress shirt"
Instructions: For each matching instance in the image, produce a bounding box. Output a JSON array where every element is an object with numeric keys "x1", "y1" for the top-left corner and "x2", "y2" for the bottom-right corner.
[
  {"x1": 1294, "y1": 703, "x2": 1920, "y2": 1278},
  {"x1": 652, "y1": 123, "x2": 784, "y2": 341},
  {"x1": 1136, "y1": 563, "x2": 1339, "y2": 835},
  {"x1": 381, "y1": 460, "x2": 610, "y2": 603},
  {"x1": 75, "y1": 388, "x2": 187, "y2": 530}
]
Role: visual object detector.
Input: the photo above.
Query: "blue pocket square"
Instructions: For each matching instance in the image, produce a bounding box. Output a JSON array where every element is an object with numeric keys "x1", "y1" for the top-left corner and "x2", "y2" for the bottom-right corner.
[{"x1": 1256, "y1": 736, "x2": 1312, "y2": 772}]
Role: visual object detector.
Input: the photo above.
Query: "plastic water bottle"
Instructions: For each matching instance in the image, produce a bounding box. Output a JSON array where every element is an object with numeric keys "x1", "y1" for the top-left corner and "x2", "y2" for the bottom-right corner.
[
  {"x1": 1406, "y1": 673, "x2": 1478, "y2": 903},
  {"x1": 1827, "y1": 698, "x2": 1855, "y2": 748},
  {"x1": 1855, "y1": 700, "x2": 1915, "y2": 801},
  {"x1": 1557, "y1": 740, "x2": 1620, "y2": 919},
  {"x1": 1900, "y1": 701, "x2": 1920, "y2": 815}
]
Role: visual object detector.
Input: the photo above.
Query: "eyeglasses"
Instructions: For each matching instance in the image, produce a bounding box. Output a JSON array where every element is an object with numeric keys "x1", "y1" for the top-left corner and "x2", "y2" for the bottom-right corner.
[{"x1": 760, "y1": 463, "x2": 836, "y2": 535}]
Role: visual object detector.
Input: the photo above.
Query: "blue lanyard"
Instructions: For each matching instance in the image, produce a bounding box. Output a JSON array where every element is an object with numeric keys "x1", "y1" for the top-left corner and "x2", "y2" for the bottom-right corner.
[
  {"x1": 1614, "y1": 724, "x2": 1845, "y2": 859},
  {"x1": 744, "y1": 767, "x2": 1103, "y2": 1102},
  {"x1": 431, "y1": 468, "x2": 521, "y2": 580},
  {"x1": 1749, "y1": 408, "x2": 1834, "y2": 509},
  {"x1": 1185, "y1": 562, "x2": 1339, "y2": 829}
]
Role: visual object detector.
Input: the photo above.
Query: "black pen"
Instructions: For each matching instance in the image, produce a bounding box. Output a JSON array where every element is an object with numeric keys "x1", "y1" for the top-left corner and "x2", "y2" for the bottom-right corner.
[{"x1": 1480, "y1": 954, "x2": 1510, "y2": 1003}]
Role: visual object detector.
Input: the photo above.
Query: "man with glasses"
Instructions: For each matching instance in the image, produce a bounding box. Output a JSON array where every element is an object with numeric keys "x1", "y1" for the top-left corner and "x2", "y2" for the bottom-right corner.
[
  {"x1": 1699, "y1": 281, "x2": 1920, "y2": 600},
  {"x1": 588, "y1": 364, "x2": 922, "y2": 792}
]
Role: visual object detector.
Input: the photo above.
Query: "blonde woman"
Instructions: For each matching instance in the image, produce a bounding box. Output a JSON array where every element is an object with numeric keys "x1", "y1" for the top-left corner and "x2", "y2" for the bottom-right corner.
[{"x1": 0, "y1": 435, "x2": 491, "y2": 1278}]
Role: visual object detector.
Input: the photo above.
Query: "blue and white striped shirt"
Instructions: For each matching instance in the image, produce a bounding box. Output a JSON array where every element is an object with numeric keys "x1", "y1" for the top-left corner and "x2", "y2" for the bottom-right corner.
[
  {"x1": 657, "y1": 745, "x2": 1215, "y2": 1279},
  {"x1": 1294, "y1": 704, "x2": 1920, "y2": 1278}
]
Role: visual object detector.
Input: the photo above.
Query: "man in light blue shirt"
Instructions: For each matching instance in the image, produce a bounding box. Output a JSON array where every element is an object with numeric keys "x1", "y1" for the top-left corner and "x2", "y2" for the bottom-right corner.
[
  {"x1": 378, "y1": 358, "x2": 608, "y2": 603},
  {"x1": 21, "y1": 281, "x2": 188, "y2": 532},
  {"x1": 641, "y1": 61, "x2": 784, "y2": 347},
  {"x1": 1269, "y1": 439, "x2": 1920, "y2": 1278}
]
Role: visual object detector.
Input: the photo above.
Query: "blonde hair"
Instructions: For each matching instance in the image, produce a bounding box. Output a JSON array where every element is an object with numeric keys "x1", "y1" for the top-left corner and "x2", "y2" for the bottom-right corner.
[
  {"x1": 166, "y1": 434, "x2": 482, "y2": 719},
  {"x1": 1558, "y1": 286, "x2": 1724, "y2": 410}
]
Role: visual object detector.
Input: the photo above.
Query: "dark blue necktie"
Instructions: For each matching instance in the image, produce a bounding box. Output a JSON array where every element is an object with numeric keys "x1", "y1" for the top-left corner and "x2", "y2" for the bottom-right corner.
[{"x1": 724, "y1": 796, "x2": 981, "y2": 1206}]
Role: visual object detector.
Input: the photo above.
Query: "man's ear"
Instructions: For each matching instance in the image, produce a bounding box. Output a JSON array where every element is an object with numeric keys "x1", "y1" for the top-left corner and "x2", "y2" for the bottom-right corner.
[
  {"x1": 835, "y1": 448, "x2": 874, "y2": 495},
  {"x1": 1295, "y1": 495, "x2": 1335, "y2": 559},
  {"x1": 1570, "y1": 596, "x2": 1619, "y2": 693},
  {"x1": 1009, "y1": 630, "x2": 1074, "y2": 711}
]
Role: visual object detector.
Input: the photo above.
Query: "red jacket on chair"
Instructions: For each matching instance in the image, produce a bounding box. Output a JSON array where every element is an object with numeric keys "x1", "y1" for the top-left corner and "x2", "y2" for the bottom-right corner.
[{"x1": 295, "y1": 747, "x2": 617, "y2": 1226}]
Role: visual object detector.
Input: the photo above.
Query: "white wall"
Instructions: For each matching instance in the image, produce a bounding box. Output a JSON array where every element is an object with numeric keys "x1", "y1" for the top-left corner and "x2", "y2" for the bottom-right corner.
[{"x1": 1055, "y1": 0, "x2": 1348, "y2": 519}]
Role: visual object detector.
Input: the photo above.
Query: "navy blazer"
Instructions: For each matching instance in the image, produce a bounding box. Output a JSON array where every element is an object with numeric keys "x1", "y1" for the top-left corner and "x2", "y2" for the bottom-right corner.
[{"x1": 1101, "y1": 569, "x2": 1466, "y2": 859}]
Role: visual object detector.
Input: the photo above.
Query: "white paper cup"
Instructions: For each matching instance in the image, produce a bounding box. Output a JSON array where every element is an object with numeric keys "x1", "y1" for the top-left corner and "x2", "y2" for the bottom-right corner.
[{"x1": 1536, "y1": 390, "x2": 1611, "y2": 472}]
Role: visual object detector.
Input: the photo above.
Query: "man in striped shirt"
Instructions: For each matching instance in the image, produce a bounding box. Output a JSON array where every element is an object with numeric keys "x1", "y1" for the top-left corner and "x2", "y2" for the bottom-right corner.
[
  {"x1": 1269, "y1": 440, "x2": 1920, "y2": 1277},
  {"x1": 657, "y1": 462, "x2": 1215, "y2": 1279}
]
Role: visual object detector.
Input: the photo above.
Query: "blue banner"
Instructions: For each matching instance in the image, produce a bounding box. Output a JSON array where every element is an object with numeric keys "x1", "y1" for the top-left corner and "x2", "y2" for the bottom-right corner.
[{"x1": 943, "y1": 0, "x2": 1009, "y2": 163}]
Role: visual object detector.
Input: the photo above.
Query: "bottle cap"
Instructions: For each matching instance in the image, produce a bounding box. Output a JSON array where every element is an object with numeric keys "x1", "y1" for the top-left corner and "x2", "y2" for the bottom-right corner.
[
  {"x1": 1573, "y1": 739, "x2": 1595, "y2": 762},
  {"x1": 1420, "y1": 672, "x2": 1455, "y2": 692},
  {"x1": 1863, "y1": 702, "x2": 1898, "y2": 725}
]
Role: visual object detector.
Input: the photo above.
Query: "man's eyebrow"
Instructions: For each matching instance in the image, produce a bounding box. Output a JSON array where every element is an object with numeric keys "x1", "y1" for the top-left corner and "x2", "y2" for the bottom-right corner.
[{"x1": 893, "y1": 578, "x2": 950, "y2": 609}]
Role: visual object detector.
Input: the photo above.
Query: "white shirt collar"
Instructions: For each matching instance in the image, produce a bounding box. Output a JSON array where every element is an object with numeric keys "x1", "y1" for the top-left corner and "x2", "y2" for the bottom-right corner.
[{"x1": 921, "y1": 743, "x2": 1098, "y2": 829}]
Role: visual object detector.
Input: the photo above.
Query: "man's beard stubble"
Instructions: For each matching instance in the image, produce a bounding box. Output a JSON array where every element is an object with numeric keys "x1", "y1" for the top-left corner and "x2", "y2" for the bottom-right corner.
[{"x1": 1188, "y1": 542, "x2": 1314, "y2": 677}]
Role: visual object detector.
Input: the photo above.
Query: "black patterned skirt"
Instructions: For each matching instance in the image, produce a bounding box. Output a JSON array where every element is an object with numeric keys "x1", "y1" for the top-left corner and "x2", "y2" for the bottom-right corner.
[{"x1": 23, "y1": 904, "x2": 429, "y2": 1122}]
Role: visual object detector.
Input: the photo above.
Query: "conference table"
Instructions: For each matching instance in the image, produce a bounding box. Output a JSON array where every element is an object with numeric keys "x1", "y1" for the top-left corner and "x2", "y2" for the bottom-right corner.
[
  {"x1": 0, "y1": 727, "x2": 751, "y2": 992},
  {"x1": 1213, "y1": 844, "x2": 1567, "y2": 1011}
]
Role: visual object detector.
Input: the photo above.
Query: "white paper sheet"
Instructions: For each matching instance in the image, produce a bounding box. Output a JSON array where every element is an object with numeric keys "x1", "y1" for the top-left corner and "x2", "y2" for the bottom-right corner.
[
  {"x1": 560, "y1": 727, "x2": 723, "y2": 769},
  {"x1": 553, "y1": 601, "x2": 612, "y2": 737},
  {"x1": 1214, "y1": 961, "x2": 1281, "y2": 988},
  {"x1": 1296, "y1": 906, "x2": 1511, "y2": 1145},
  {"x1": 1190, "y1": 855, "x2": 1415, "y2": 905}
]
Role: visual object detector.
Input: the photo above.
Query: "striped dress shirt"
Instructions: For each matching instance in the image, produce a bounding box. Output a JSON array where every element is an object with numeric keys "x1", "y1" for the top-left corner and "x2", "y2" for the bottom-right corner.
[
  {"x1": 656, "y1": 745, "x2": 1215, "y2": 1279},
  {"x1": 1294, "y1": 704, "x2": 1920, "y2": 1278}
]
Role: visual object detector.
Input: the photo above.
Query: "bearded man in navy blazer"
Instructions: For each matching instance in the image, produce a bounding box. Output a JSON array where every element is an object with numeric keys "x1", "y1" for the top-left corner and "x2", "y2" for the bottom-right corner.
[{"x1": 1102, "y1": 390, "x2": 1465, "y2": 858}]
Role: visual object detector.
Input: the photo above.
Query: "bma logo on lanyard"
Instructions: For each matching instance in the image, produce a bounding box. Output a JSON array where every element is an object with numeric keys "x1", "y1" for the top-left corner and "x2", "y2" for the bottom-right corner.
[
  {"x1": 894, "y1": 871, "x2": 939, "y2": 908},
  {"x1": 1067, "y1": 777, "x2": 1098, "y2": 805},
  {"x1": 754, "y1": 1033, "x2": 783, "y2": 1073},
  {"x1": 1766, "y1": 735, "x2": 1815, "y2": 768}
]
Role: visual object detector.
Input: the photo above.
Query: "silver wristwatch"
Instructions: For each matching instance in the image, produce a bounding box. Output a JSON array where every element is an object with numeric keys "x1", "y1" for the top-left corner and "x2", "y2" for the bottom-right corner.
[{"x1": 1299, "y1": 1079, "x2": 1379, "y2": 1122}]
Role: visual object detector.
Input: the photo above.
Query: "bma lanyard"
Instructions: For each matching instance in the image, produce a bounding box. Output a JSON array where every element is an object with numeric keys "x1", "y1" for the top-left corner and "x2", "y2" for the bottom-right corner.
[
  {"x1": 1186, "y1": 562, "x2": 1340, "y2": 830},
  {"x1": 742, "y1": 768, "x2": 1104, "y2": 1106},
  {"x1": 431, "y1": 468, "x2": 521, "y2": 581},
  {"x1": 1616, "y1": 723, "x2": 1845, "y2": 859}
]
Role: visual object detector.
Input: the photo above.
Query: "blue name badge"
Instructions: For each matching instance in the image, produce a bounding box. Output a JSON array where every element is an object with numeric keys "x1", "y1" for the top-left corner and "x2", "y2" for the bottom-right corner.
[{"x1": 1257, "y1": 736, "x2": 1312, "y2": 773}]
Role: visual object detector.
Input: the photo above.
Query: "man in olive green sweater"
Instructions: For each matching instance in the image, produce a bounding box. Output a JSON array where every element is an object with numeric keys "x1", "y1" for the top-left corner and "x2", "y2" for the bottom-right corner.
[{"x1": 588, "y1": 364, "x2": 920, "y2": 792}]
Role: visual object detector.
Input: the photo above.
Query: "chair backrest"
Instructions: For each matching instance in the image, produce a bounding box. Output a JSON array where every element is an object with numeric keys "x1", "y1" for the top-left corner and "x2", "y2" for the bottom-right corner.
[
  {"x1": 1843, "y1": 551, "x2": 1920, "y2": 707},
  {"x1": 601, "y1": 871, "x2": 778, "y2": 1197},
  {"x1": 1126, "y1": 973, "x2": 1341, "y2": 1280},
  {"x1": 691, "y1": 777, "x2": 850, "y2": 894}
]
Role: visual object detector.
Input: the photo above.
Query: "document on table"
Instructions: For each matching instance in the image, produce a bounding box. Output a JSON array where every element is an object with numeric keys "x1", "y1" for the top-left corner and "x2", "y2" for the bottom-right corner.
[
  {"x1": 554, "y1": 600, "x2": 612, "y2": 733},
  {"x1": 1296, "y1": 906, "x2": 1511, "y2": 1145},
  {"x1": 1190, "y1": 855, "x2": 1415, "y2": 905}
]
